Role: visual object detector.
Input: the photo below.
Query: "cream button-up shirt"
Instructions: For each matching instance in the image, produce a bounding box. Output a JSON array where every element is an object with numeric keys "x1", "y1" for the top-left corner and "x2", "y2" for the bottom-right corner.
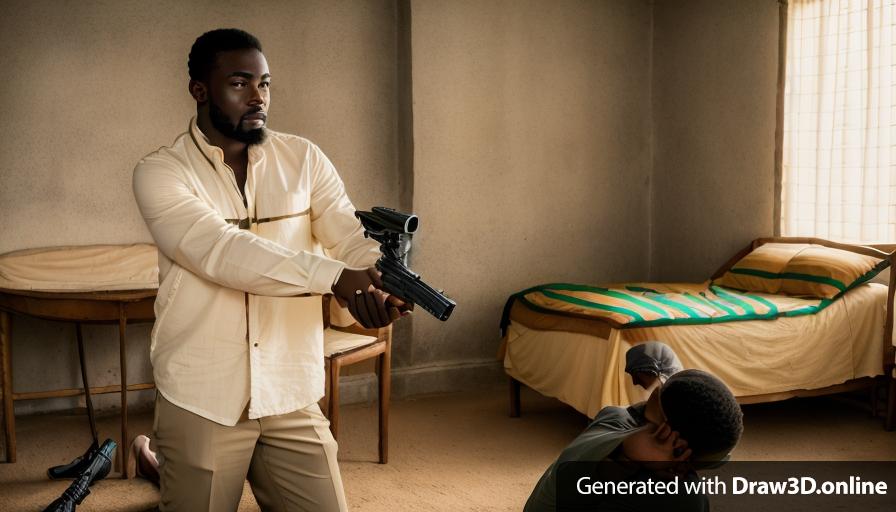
[{"x1": 133, "y1": 118, "x2": 379, "y2": 425}]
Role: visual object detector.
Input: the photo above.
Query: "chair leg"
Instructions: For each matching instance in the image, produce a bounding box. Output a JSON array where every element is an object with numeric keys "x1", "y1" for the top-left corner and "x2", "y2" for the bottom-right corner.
[
  {"x1": 1, "y1": 311, "x2": 15, "y2": 463},
  {"x1": 509, "y1": 377, "x2": 521, "y2": 418},
  {"x1": 322, "y1": 359, "x2": 331, "y2": 417},
  {"x1": 378, "y1": 350, "x2": 390, "y2": 464},
  {"x1": 329, "y1": 357, "x2": 341, "y2": 441}
]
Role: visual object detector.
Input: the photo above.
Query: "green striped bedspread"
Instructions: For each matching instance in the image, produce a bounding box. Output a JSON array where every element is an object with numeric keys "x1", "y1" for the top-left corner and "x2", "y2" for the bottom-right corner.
[{"x1": 510, "y1": 282, "x2": 833, "y2": 328}]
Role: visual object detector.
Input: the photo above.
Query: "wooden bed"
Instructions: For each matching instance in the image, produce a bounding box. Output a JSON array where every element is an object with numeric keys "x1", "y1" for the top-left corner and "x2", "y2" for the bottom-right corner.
[{"x1": 501, "y1": 237, "x2": 896, "y2": 430}]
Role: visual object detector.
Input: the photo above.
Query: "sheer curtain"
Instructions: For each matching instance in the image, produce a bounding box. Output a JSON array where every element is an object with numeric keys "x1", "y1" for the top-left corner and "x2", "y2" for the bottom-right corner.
[{"x1": 781, "y1": 0, "x2": 895, "y2": 243}]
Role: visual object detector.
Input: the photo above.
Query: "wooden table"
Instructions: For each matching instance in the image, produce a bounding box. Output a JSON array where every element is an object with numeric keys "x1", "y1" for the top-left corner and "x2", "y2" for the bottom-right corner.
[{"x1": 0, "y1": 288, "x2": 156, "y2": 477}]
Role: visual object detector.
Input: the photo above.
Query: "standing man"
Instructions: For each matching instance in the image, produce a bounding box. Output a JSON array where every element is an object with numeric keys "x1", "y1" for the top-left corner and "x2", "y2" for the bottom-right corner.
[{"x1": 133, "y1": 28, "x2": 400, "y2": 511}]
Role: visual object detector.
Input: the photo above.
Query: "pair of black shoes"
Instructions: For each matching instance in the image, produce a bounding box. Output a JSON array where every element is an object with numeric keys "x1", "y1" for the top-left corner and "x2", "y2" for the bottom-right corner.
[{"x1": 44, "y1": 439, "x2": 117, "y2": 512}]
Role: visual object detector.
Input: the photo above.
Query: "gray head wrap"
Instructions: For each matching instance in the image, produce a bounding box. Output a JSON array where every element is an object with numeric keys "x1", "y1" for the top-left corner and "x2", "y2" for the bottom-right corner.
[{"x1": 624, "y1": 341, "x2": 683, "y2": 380}]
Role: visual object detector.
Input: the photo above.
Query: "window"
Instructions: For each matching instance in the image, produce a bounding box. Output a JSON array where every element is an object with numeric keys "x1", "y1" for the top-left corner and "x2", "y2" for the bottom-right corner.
[{"x1": 781, "y1": 0, "x2": 895, "y2": 242}]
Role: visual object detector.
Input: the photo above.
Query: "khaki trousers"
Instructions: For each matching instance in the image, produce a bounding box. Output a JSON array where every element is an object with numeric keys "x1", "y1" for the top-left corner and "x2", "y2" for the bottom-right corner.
[{"x1": 153, "y1": 394, "x2": 348, "y2": 512}]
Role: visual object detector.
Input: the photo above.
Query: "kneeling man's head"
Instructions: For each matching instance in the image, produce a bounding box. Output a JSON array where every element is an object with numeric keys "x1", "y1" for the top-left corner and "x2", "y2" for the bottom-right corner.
[{"x1": 645, "y1": 369, "x2": 743, "y2": 463}]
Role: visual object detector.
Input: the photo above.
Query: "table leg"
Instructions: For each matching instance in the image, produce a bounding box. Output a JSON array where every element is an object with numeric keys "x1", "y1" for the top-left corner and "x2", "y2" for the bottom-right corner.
[
  {"x1": 1, "y1": 311, "x2": 15, "y2": 463},
  {"x1": 118, "y1": 304, "x2": 129, "y2": 478},
  {"x1": 75, "y1": 323, "x2": 99, "y2": 445}
]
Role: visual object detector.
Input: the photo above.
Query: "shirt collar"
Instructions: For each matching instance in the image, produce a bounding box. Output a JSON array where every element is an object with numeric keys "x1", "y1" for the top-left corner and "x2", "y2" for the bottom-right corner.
[{"x1": 189, "y1": 117, "x2": 226, "y2": 166}]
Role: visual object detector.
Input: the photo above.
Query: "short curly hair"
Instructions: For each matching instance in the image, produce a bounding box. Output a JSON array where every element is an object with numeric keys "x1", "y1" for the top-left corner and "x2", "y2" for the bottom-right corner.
[
  {"x1": 660, "y1": 369, "x2": 743, "y2": 460},
  {"x1": 188, "y1": 28, "x2": 263, "y2": 81}
]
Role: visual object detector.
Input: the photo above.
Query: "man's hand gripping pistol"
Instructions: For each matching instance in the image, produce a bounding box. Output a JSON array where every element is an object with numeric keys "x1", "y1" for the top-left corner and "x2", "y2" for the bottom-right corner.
[{"x1": 355, "y1": 207, "x2": 456, "y2": 321}]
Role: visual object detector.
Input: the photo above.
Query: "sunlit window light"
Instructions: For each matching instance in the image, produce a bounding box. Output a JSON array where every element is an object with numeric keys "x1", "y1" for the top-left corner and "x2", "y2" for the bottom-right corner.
[{"x1": 781, "y1": 0, "x2": 895, "y2": 243}]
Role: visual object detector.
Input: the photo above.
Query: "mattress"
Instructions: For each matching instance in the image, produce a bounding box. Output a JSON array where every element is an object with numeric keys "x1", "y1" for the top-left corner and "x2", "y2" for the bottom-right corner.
[{"x1": 503, "y1": 283, "x2": 890, "y2": 418}]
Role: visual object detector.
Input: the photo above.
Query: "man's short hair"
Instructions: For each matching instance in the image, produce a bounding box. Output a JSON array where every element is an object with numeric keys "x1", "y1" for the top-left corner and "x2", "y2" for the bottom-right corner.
[
  {"x1": 660, "y1": 369, "x2": 743, "y2": 460},
  {"x1": 188, "y1": 28, "x2": 263, "y2": 81}
]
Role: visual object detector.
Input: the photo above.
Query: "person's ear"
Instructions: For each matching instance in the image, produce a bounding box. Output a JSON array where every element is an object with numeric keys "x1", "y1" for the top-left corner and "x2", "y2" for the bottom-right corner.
[{"x1": 189, "y1": 80, "x2": 208, "y2": 103}]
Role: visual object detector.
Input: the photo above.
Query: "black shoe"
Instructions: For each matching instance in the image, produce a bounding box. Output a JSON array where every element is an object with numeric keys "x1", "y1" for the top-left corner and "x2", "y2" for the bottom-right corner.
[
  {"x1": 43, "y1": 439, "x2": 116, "y2": 512},
  {"x1": 48, "y1": 441, "x2": 99, "y2": 480}
]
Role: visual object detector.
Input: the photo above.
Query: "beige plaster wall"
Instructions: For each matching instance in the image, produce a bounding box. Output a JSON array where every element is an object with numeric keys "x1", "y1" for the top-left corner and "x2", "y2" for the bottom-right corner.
[
  {"x1": 0, "y1": 0, "x2": 399, "y2": 413},
  {"x1": 1, "y1": 0, "x2": 783, "y2": 417},
  {"x1": 409, "y1": 0, "x2": 653, "y2": 367},
  {"x1": 650, "y1": 0, "x2": 780, "y2": 281}
]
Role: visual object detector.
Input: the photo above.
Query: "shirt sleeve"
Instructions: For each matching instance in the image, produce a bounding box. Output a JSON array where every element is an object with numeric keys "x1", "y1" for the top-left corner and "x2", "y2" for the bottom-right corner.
[
  {"x1": 559, "y1": 407, "x2": 645, "y2": 463},
  {"x1": 133, "y1": 157, "x2": 344, "y2": 296},
  {"x1": 306, "y1": 143, "x2": 382, "y2": 269}
]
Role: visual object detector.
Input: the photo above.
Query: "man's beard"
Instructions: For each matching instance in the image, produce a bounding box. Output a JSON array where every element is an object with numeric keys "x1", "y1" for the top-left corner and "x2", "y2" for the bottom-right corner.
[{"x1": 208, "y1": 99, "x2": 267, "y2": 145}]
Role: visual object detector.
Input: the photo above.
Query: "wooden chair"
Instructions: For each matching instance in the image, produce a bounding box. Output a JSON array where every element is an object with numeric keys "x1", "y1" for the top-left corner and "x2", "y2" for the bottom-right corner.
[{"x1": 321, "y1": 296, "x2": 391, "y2": 463}]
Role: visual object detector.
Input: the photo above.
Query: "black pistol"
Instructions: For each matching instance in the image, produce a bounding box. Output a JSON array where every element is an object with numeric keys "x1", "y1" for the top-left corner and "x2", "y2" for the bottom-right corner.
[{"x1": 355, "y1": 207, "x2": 456, "y2": 321}]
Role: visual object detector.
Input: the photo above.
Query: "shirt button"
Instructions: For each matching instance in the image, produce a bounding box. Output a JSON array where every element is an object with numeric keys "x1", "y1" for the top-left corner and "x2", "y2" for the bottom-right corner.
[{"x1": 254, "y1": 342, "x2": 259, "y2": 347}]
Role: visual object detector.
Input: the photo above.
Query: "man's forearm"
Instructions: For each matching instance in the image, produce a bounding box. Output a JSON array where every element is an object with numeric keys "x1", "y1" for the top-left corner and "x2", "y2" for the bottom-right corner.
[{"x1": 135, "y1": 163, "x2": 345, "y2": 296}]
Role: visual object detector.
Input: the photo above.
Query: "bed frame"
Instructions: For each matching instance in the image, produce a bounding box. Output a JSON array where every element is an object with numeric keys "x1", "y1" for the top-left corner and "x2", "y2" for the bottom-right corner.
[{"x1": 507, "y1": 237, "x2": 896, "y2": 430}]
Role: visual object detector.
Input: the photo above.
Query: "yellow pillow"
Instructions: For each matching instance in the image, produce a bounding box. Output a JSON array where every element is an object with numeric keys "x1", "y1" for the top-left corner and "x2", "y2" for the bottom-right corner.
[
  {"x1": 713, "y1": 243, "x2": 806, "y2": 294},
  {"x1": 713, "y1": 243, "x2": 888, "y2": 299},
  {"x1": 779, "y1": 245, "x2": 887, "y2": 299}
]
